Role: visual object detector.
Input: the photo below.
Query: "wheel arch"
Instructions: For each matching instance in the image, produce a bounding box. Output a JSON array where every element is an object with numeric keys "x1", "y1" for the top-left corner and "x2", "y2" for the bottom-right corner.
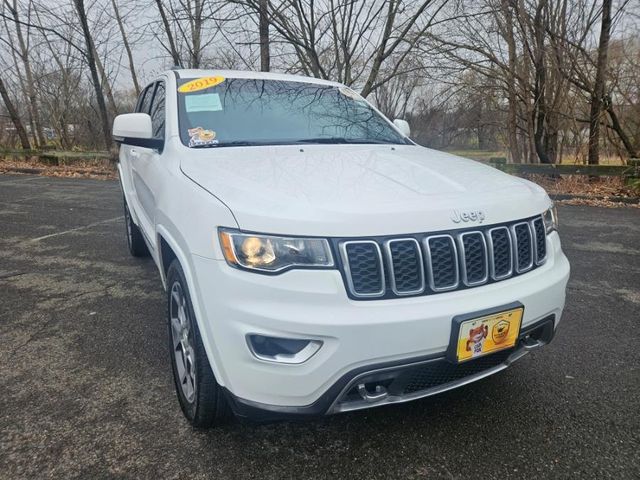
[{"x1": 156, "y1": 225, "x2": 228, "y2": 389}]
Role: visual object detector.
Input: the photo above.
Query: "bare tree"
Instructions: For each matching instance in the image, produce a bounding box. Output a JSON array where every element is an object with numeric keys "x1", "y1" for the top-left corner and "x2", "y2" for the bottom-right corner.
[
  {"x1": 181, "y1": 0, "x2": 206, "y2": 68},
  {"x1": 0, "y1": 0, "x2": 637, "y2": 163},
  {"x1": 153, "y1": 0, "x2": 225, "y2": 68},
  {"x1": 32, "y1": 23, "x2": 81, "y2": 149},
  {"x1": 74, "y1": 0, "x2": 111, "y2": 150},
  {"x1": 547, "y1": 0, "x2": 636, "y2": 161},
  {"x1": 231, "y1": 0, "x2": 449, "y2": 97},
  {"x1": 499, "y1": 0, "x2": 522, "y2": 162},
  {"x1": 111, "y1": 0, "x2": 140, "y2": 95},
  {"x1": 603, "y1": 37, "x2": 639, "y2": 159},
  {"x1": 0, "y1": 75, "x2": 31, "y2": 149},
  {"x1": 4, "y1": 0, "x2": 45, "y2": 147},
  {"x1": 259, "y1": 0, "x2": 269, "y2": 71},
  {"x1": 155, "y1": 0, "x2": 182, "y2": 66},
  {"x1": 93, "y1": 45, "x2": 119, "y2": 115},
  {"x1": 587, "y1": 0, "x2": 612, "y2": 165}
]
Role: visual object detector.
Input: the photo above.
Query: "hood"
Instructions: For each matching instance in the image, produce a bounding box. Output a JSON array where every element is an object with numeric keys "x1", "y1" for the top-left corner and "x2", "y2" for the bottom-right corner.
[{"x1": 180, "y1": 144, "x2": 550, "y2": 237}]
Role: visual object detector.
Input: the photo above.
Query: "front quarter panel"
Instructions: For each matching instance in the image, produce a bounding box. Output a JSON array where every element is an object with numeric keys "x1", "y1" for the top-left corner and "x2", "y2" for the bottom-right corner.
[
  {"x1": 151, "y1": 137, "x2": 239, "y2": 389},
  {"x1": 154, "y1": 140, "x2": 239, "y2": 263}
]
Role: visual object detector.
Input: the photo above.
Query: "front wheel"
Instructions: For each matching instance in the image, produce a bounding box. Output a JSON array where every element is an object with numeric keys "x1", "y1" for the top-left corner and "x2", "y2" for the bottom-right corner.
[{"x1": 167, "y1": 260, "x2": 233, "y2": 427}]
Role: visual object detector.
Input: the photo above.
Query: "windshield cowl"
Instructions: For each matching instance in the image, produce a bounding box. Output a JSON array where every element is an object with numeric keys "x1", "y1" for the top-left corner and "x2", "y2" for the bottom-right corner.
[{"x1": 189, "y1": 137, "x2": 412, "y2": 148}]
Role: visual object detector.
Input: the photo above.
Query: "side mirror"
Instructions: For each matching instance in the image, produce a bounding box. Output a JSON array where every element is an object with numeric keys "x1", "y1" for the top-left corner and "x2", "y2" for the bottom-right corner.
[
  {"x1": 113, "y1": 113, "x2": 162, "y2": 149},
  {"x1": 393, "y1": 118, "x2": 411, "y2": 138}
]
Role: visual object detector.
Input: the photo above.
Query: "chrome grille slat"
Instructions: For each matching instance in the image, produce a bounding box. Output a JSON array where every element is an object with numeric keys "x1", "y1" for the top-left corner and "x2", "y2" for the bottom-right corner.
[
  {"x1": 458, "y1": 231, "x2": 489, "y2": 286},
  {"x1": 384, "y1": 238, "x2": 425, "y2": 296},
  {"x1": 511, "y1": 222, "x2": 534, "y2": 273},
  {"x1": 424, "y1": 235, "x2": 459, "y2": 291},
  {"x1": 486, "y1": 227, "x2": 513, "y2": 280},
  {"x1": 531, "y1": 217, "x2": 547, "y2": 265},
  {"x1": 338, "y1": 215, "x2": 545, "y2": 300},
  {"x1": 339, "y1": 241, "x2": 385, "y2": 298}
]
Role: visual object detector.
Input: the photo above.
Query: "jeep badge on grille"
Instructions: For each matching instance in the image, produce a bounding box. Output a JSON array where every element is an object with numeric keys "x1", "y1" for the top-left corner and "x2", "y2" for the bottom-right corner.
[{"x1": 451, "y1": 209, "x2": 486, "y2": 224}]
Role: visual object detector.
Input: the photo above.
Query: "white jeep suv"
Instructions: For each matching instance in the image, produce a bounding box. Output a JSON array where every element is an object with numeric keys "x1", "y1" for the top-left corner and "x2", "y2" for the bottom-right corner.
[{"x1": 113, "y1": 69, "x2": 570, "y2": 427}]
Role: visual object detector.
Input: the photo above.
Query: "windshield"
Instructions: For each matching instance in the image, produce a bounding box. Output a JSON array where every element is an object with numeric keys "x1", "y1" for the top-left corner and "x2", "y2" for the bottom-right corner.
[{"x1": 176, "y1": 78, "x2": 410, "y2": 148}]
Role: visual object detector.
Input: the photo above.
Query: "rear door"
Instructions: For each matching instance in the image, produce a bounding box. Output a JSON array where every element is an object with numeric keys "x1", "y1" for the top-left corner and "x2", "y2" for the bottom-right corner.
[{"x1": 129, "y1": 80, "x2": 166, "y2": 251}]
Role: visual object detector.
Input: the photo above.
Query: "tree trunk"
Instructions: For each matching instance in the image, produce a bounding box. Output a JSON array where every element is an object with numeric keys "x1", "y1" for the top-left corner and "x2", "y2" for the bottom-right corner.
[
  {"x1": 189, "y1": 0, "x2": 204, "y2": 68},
  {"x1": 58, "y1": 119, "x2": 72, "y2": 150},
  {"x1": 74, "y1": 0, "x2": 112, "y2": 150},
  {"x1": 477, "y1": 109, "x2": 487, "y2": 150},
  {"x1": 544, "y1": 126, "x2": 559, "y2": 164},
  {"x1": 5, "y1": 20, "x2": 35, "y2": 146},
  {"x1": 111, "y1": 0, "x2": 140, "y2": 95},
  {"x1": 259, "y1": 0, "x2": 270, "y2": 71},
  {"x1": 9, "y1": 0, "x2": 45, "y2": 147},
  {"x1": 92, "y1": 46, "x2": 118, "y2": 115},
  {"x1": 0, "y1": 76, "x2": 31, "y2": 149},
  {"x1": 360, "y1": 0, "x2": 397, "y2": 98},
  {"x1": 500, "y1": 0, "x2": 521, "y2": 163},
  {"x1": 93, "y1": 46, "x2": 119, "y2": 115},
  {"x1": 532, "y1": 1, "x2": 550, "y2": 164},
  {"x1": 587, "y1": 0, "x2": 612, "y2": 165},
  {"x1": 155, "y1": 0, "x2": 181, "y2": 66},
  {"x1": 604, "y1": 94, "x2": 638, "y2": 158}
]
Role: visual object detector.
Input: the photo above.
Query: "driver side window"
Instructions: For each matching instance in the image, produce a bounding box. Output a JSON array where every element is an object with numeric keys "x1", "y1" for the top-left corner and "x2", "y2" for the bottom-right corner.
[
  {"x1": 149, "y1": 82, "x2": 166, "y2": 140},
  {"x1": 137, "y1": 84, "x2": 154, "y2": 114}
]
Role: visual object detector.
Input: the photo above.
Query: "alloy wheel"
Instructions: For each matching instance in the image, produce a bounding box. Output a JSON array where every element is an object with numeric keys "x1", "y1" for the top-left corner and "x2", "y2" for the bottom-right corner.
[{"x1": 170, "y1": 282, "x2": 197, "y2": 403}]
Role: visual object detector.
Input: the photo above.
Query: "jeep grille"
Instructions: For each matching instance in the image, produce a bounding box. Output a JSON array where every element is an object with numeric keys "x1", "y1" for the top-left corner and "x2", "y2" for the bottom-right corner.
[{"x1": 336, "y1": 215, "x2": 547, "y2": 300}]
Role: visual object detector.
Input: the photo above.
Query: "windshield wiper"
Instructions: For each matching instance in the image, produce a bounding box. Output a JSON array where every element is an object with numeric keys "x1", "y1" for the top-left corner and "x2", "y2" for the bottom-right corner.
[
  {"x1": 295, "y1": 137, "x2": 402, "y2": 145},
  {"x1": 191, "y1": 139, "x2": 314, "y2": 148},
  {"x1": 189, "y1": 138, "x2": 407, "y2": 148},
  {"x1": 190, "y1": 140, "x2": 258, "y2": 148}
]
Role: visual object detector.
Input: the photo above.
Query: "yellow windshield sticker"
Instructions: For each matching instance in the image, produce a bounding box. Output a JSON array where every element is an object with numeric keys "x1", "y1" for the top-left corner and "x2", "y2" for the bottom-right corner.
[{"x1": 178, "y1": 76, "x2": 225, "y2": 93}]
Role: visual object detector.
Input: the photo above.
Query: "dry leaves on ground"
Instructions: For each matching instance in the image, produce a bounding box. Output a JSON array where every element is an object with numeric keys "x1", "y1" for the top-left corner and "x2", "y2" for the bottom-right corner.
[
  {"x1": 0, "y1": 157, "x2": 117, "y2": 180},
  {"x1": 524, "y1": 174, "x2": 639, "y2": 208},
  {"x1": 554, "y1": 197, "x2": 640, "y2": 209}
]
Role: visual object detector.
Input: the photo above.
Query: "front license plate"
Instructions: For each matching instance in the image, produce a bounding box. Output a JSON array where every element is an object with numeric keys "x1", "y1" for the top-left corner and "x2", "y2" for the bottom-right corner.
[{"x1": 454, "y1": 306, "x2": 523, "y2": 363}]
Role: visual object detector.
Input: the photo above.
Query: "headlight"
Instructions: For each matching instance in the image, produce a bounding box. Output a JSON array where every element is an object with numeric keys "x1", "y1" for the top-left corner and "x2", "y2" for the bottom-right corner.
[
  {"x1": 218, "y1": 229, "x2": 334, "y2": 273},
  {"x1": 543, "y1": 205, "x2": 558, "y2": 234}
]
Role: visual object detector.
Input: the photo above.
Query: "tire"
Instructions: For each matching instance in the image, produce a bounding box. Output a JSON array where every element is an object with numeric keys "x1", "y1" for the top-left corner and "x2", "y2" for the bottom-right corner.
[
  {"x1": 123, "y1": 197, "x2": 149, "y2": 257},
  {"x1": 166, "y1": 260, "x2": 233, "y2": 427}
]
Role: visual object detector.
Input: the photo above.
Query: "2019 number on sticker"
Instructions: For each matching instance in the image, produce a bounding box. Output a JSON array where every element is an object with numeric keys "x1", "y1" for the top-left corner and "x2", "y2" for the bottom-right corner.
[{"x1": 178, "y1": 76, "x2": 225, "y2": 93}]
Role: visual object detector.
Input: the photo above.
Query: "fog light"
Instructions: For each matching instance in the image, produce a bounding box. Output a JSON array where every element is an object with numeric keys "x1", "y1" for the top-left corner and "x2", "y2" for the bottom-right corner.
[{"x1": 247, "y1": 335, "x2": 322, "y2": 364}]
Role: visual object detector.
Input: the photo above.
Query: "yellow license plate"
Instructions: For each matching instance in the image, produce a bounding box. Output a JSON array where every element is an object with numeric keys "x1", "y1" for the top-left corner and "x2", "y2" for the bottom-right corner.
[{"x1": 455, "y1": 307, "x2": 523, "y2": 363}]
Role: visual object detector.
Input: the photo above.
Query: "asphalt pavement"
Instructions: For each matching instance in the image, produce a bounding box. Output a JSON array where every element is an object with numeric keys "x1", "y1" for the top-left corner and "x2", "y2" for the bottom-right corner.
[{"x1": 0, "y1": 174, "x2": 638, "y2": 479}]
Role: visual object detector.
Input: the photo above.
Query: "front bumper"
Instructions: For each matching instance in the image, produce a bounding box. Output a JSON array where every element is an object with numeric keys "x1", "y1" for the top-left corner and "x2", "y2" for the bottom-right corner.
[
  {"x1": 225, "y1": 315, "x2": 555, "y2": 421},
  {"x1": 190, "y1": 232, "x2": 569, "y2": 416}
]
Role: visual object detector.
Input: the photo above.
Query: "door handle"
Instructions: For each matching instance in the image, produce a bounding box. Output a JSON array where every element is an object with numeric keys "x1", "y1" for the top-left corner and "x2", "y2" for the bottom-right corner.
[{"x1": 130, "y1": 149, "x2": 140, "y2": 159}]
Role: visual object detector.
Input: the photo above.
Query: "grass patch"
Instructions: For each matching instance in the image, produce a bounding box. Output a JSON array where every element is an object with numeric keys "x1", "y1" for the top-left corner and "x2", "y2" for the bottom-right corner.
[
  {"x1": 442, "y1": 149, "x2": 627, "y2": 166},
  {"x1": 442, "y1": 149, "x2": 504, "y2": 161}
]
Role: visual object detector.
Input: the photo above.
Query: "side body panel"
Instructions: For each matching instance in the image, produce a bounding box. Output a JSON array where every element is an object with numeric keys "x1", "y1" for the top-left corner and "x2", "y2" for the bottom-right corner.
[{"x1": 124, "y1": 73, "x2": 239, "y2": 386}]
